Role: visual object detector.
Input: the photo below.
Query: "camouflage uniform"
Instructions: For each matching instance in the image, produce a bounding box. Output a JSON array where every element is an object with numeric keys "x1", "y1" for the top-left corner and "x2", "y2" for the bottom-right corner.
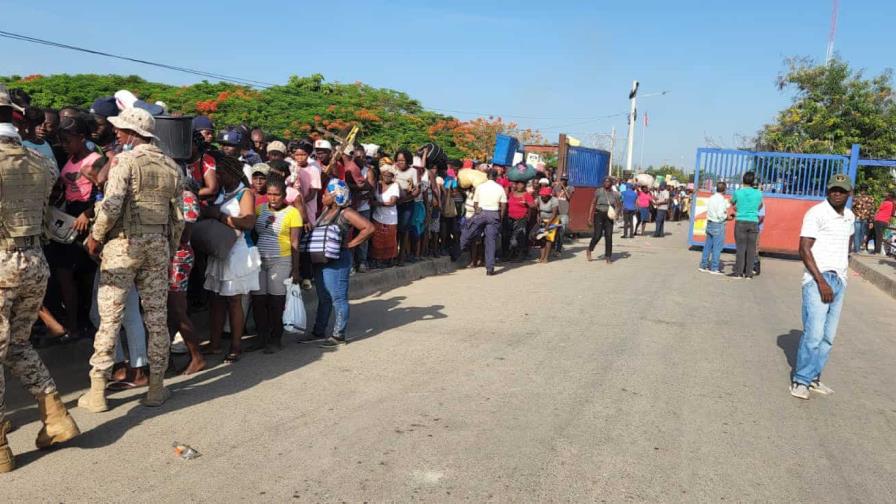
[
  {"x1": 0, "y1": 139, "x2": 59, "y2": 424},
  {"x1": 89, "y1": 143, "x2": 184, "y2": 380}
]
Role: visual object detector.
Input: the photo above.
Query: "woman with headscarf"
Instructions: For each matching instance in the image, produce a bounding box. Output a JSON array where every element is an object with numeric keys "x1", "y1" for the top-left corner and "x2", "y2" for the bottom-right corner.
[
  {"x1": 303, "y1": 179, "x2": 374, "y2": 347},
  {"x1": 202, "y1": 152, "x2": 261, "y2": 363}
]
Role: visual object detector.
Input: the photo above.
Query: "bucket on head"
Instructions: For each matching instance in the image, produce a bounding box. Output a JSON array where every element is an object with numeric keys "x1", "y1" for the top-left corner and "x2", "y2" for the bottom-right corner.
[{"x1": 154, "y1": 115, "x2": 194, "y2": 160}]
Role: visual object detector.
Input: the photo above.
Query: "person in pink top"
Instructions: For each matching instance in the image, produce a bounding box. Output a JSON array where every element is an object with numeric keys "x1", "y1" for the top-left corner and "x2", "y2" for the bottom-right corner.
[
  {"x1": 292, "y1": 142, "x2": 321, "y2": 227},
  {"x1": 47, "y1": 115, "x2": 101, "y2": 340},
  {"x1": 291, "y1": 141, "x2": 320, "y2": 289},
  {"x1": 635, "y1": 185, "x2": 654, "y2": 236}
]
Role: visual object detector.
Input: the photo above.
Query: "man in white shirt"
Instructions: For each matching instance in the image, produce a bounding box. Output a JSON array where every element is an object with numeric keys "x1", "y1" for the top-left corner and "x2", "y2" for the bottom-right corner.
[
  {"x1": 698, "y1": 182, "x2": 730, "y2": 274},
  {"x1": 790, "y1": 173, "x2": 855, "y2": 400},
  {"x1": 459, "y1": 169, "x2": 507, "y2": 275}
]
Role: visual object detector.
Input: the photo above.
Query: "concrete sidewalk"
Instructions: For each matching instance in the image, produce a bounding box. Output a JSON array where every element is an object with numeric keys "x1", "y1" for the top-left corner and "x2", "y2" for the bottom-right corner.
[{"x1": 850, "y1": 253, "x2": 896, "y2": 299}]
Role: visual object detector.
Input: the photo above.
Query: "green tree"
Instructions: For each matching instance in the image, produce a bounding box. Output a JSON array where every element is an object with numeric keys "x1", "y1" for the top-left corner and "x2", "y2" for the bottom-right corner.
[
  {"x1": 755, "y1": 57, "x2": 896, "y2": 201},
  {"x1": 0, "y1": 73, "x2": 460, "y2": 157}
]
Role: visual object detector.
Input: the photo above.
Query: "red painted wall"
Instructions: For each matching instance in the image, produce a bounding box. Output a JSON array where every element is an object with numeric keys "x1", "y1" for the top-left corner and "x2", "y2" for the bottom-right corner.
[{"x1": 690, "y1": 190, "x2": 819, "y2": 255}]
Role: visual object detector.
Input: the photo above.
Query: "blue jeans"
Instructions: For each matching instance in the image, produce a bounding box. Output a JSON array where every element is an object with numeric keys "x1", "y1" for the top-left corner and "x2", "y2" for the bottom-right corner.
[
  {"x1": 794, "y1": 272, "x2": 846, "y2": 386},
  {"x1": 653, "y1": 209, "x2": 667, "y2": 237},
  {"x1": 853, "y1": 220, "x2": 867, "y2": 253},
  {"x1": 460, "y1": 210, "x2": 501, "y2": 272},
  {"x1": 312, "y1": 249, "x2": 353, "y2": 338},
  {"x1": 699, "y1": 221, "x2": 726, "y2": 271}
]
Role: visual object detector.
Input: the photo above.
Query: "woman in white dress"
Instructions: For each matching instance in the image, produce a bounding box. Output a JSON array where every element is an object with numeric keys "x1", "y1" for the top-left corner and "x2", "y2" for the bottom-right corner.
[{"x1": 202, "y1": 153, "x2": 260, "y2": 362}]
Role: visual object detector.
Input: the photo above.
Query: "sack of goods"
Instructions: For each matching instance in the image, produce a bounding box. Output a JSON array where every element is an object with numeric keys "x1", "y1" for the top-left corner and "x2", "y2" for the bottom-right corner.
[
  {"x1": 458, "y1": 168, "x2": 487, "y2": 189},
  {"x1": 634, "y1": 173, "x2": 654, "y2": 188},
  {"x1": 506, "y1": 163, "x2": 536, "y2": 183}
]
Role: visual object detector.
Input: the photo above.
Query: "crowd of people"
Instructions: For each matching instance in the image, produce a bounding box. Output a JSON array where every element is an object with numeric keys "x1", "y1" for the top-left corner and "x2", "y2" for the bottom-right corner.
[{"x1": 1, "y1": 85, "x2": 626, "y2": 472}]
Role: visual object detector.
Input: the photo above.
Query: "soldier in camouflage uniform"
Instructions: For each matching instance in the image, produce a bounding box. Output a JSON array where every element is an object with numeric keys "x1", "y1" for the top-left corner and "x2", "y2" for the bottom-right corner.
[
  {"x1": 81, "y1": 107, "x2": 184, "y2": 412},
  {"x1": 0, "y1": 85, "x2": 80, "y2": 473}
]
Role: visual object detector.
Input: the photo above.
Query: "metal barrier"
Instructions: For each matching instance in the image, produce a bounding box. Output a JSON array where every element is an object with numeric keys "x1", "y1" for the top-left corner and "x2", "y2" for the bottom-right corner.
[{"x1": 693, "y1": 148, "x2": 850, "y2": 200}]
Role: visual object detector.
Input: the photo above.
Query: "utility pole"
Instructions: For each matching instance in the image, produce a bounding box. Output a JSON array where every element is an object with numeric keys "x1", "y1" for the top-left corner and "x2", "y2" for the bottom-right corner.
[
  {"x1": 609, "y1": 127, "x2": 617, "y2": 178},
  {"x1": 625, "y1": 80, "x2": 639, "y2": 176}
]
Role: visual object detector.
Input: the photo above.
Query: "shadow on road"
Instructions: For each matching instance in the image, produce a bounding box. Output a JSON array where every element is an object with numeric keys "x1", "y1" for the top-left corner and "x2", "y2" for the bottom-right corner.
[
  {"x1": 8, "y1": 296, "x2": 446, "y2": 469},
  {"x1": 776, "y1": 329, "x2": 802, "y2": 373},
  {"x1": 349, "y1": 296, "x2": 446, "y2": 343}
]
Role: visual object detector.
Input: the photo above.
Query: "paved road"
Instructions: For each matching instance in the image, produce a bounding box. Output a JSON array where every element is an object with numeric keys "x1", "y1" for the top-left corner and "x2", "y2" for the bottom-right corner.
[{"x1": 3, "y1": 221, "x2": 895, "y2": 502}]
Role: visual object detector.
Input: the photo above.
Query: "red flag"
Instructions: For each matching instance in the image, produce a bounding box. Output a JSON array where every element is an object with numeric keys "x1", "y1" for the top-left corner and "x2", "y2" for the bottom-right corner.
[{"x1": 644, "y1": 112, "x2": 649, "y2": 127}]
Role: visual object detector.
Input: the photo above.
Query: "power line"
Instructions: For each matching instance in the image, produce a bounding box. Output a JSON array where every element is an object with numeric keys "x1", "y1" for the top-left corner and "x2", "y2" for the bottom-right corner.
[
  {"x1": 0, "y1": 30, "x2": 279, "y2": 88},
  {"x1": 0, "y1": 29, "x2": 628, "y2": 126}
]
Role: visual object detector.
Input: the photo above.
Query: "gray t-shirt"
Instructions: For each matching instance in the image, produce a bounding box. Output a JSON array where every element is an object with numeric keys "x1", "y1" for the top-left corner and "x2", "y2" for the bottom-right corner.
[
  {"x1": 593, "y1": 188, "x2": 620, "y2": 212},
  {"x1": 655, "y1": 189, "x2": 670, "y2": 210},
  {"x1": 538, "y1": 197, "x2": 559, "y2": 220}
]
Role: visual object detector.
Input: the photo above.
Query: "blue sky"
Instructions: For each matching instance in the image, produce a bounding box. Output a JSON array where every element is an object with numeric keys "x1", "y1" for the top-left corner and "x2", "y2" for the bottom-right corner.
[{"x1": 1, "y1": 0, "x2": 893, "y2": 169}]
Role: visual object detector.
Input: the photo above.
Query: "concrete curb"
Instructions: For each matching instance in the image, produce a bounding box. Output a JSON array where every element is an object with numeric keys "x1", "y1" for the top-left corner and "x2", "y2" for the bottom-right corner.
[
  {"x1": 849, "y1": 256, "x2": 896, "y2": 300},
  {"x1": 346, "y1": 257, "x2": 457, "y2": 300}
]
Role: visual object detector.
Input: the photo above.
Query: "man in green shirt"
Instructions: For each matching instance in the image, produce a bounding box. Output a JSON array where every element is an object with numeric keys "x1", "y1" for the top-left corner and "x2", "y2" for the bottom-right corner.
[{"x1": 729, "y1": 171, "x2": 763, "y2": 278}]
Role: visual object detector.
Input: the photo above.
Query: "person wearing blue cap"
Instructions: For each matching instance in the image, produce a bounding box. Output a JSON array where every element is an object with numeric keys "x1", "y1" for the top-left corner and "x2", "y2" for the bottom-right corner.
[
  {"x1": 301, "y1": 178, "x2": 374, "y2": 347},
  {"x1": 192, "y1": 115, "x2": 215, "y2": 146}
]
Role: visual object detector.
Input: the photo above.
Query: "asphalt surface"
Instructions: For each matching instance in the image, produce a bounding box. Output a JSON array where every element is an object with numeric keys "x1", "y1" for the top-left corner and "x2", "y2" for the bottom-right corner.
[{"x1": 2, "y1": 220, "x2": 895, "y2": 503}]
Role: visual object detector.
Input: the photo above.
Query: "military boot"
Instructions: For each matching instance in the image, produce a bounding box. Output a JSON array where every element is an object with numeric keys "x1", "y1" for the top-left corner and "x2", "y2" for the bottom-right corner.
[
  {"x1": 0, "y1": 419, "x2": 14, "y2": 473},
  {"x1": 35, "y1": 391, "x2": 81, "y2": 449},
  {"x1": 77, "y1": 376, "x2": 109, "y2": 413},
  {"x1": 140, "y1": 373, "x2": 170, "y2": 407}
]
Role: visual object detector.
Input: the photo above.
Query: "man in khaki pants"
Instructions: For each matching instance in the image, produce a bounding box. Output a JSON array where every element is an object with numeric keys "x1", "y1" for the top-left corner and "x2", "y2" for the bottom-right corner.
[
  {"x1": 0, "y1": 85, "x2": 80, "y2": 472},
  {"x1": 81, "y1": 107, "x2": 183, "y2": 412}
]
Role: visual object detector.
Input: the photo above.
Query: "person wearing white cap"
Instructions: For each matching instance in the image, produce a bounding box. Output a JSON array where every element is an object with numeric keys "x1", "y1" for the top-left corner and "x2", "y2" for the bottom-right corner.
[
  {"x1": 81, "y1": 107, "x2": 185, "y2": 412},
  {"x1": 314, "y1": 139, "x2": 333, "y2": 168}
]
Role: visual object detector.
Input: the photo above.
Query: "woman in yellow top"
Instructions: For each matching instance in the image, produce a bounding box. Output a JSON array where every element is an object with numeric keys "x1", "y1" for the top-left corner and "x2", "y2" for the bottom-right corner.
[{"x1": 251, "y1": 178, "x2": 303, "y2": 353}]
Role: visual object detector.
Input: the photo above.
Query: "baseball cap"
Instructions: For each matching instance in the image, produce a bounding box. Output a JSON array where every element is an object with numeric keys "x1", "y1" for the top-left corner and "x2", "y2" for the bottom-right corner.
[
  {"x1": 251, "y1": 163, "x2": 271, "y2": 177},
  {"x1": 267, "y1": 140, "x2": 287, "y2": 154},
  {"x1": 827, "y1": 173, "x2": 853, "y2": 192},
  {"x1": 192, "y1": 115, "x2": 214, "y2": 132},
  {"x1": 539, "y1": 187, "x2": 553, "y2": 197},
  {"x1": 538, "y1": 177, "x2": 550, "y2": 185},
  {"x1": 314, "y1": 139, "x2": 332, "y2": 150},
  {"x1": 114, "y1": 89, "x2": 164, "y2": 116},
  {"x1": 90, "y1": 97, "x2": 119, "y2": 118},
  {"x1": 219, "y1": 129, "x2": 243, "y2": 146},
  {"x1": 0, "y1": 85, "x2": 24, "y2": 113}
]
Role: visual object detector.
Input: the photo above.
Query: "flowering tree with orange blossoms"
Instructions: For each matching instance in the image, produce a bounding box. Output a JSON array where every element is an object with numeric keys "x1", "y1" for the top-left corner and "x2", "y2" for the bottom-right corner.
[{"x1": 429, "y1": 116, "x2": 545, "y2": 161}]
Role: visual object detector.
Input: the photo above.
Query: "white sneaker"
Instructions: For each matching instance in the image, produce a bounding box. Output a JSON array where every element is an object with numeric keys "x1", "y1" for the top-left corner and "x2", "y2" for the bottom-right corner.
[
  {"x1": 698, "y1": 267, "x2": 710, "y2": 273},
  {"x1": 170, "y1": 331, "x2": 188, "y2": 354},
  {"x1": 709, "y1": 270, "x2": 725, "y2": 276},
  {"x1": 790, "y1": 382, "x2": 810, "y2": 400},
  {"x1": 810, "y1": 381, "x2": 834, "y2": 395}
]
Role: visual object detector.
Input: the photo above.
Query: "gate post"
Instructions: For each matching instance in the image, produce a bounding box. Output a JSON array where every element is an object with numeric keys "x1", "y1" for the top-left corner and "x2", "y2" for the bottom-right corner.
[{"x1": 847, "y1": 143, "x2": 860, "y2": 182}]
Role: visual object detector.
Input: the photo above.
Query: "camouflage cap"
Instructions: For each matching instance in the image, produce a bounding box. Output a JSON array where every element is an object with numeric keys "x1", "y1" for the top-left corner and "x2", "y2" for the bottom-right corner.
[
  {"x1": 108, "y1": 107, "x2": 157, "y2": 139},
  {"x1": 0, "y1": 84, "x2": 24, "y2": 113},
  {"x1": 827, "y1": 173, "x2": 853, "y2": 192}
]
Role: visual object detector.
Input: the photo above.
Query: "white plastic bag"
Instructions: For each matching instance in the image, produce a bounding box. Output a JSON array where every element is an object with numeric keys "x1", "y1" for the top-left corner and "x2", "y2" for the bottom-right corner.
[{"x1": 282, "y1": 280, "x2": 307, "y2": 334}]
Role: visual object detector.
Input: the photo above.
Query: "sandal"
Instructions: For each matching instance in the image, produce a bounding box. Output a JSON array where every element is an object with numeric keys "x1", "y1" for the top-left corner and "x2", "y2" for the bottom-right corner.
[
  {"x1": 106, "y1": 381, "x2": 138, "y2": 391},
  {"x1": 223, "y1": 351, "x2": 241, "y2": 363}
]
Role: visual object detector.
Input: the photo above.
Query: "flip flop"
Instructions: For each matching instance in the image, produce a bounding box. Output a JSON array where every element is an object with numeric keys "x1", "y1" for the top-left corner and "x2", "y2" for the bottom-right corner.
[
  {"x1": 106, "y1": 380, "x2": 138, "y2": 391},
  {"x1": 223, "y1": 352, "x2": 241, "y2": 363}
]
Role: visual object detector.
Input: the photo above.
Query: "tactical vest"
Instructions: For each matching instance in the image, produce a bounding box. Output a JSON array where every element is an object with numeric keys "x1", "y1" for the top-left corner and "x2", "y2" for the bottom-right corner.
[
  {"x1": 109, "y1": 147, "x2": 181, "y2": 238},
  {"x1": 0, "y1": 142, "x2": 52, "y2": 240}
]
